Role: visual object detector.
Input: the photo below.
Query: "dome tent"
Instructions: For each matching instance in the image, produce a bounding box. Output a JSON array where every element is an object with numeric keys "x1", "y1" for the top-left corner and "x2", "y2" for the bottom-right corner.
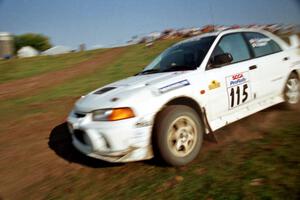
[
  {"x1": 42, "y1": 45, "x2": 71, "y2": 56},
  {"x1": 17, "y1": 46, "x2": 38, "y2": 58}
]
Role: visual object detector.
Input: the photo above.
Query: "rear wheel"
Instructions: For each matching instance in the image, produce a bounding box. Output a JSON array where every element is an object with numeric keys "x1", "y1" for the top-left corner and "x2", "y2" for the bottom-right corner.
[
  {"x1": 283, "y1": 73, "x2": 300, "y2": 109},
  {"x1": 153, "y1": 105, "x2": 203, "y2": 166}
]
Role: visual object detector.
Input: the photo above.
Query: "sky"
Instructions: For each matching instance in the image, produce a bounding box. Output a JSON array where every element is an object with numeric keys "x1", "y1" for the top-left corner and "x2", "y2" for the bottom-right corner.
[{"x1": 0, "y1": 0, "x2": 299, "y2": 49}]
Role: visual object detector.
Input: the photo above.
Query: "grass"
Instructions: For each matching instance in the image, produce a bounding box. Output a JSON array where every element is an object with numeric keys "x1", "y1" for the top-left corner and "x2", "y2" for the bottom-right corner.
[
  {"x1": 0, "y1": 48, "x2": 105, "y2": 83},
  {"x1": 31, "y1": 39, "x2": 180, "y2": 100},
  {"x1": 0, "y1": 38, "x2": 299, "y2": 200},
  {"x1": 116, "y1": 124, "x2": 299, "y2": 200},
  {"x1": 0, "y1": 33, "x2": 298, "y2": 84},
  {"x1": 20, "y1": 122, "x2": 300, "y2": 200},
  {"x1": 0, "y1": 39, "x2": 180, "y2": 122}
]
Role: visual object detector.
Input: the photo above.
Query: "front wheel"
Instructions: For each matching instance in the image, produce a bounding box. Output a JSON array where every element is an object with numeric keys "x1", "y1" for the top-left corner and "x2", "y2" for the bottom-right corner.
[
  {"x1": 153, "y1": 105, "x2": 203, "y2": 166},
  {"x1": 283, "y1": 73, "x2": 300, "y2": 109}
]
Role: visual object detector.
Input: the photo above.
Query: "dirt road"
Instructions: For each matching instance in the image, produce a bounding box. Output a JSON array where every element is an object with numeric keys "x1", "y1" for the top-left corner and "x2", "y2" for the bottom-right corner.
[
  {"x1": 0, "y1": 47, "x2": 299, "y2": 198},
  {"x1": 0, "y1": 96, "x2": 298, "y2": 199},
  {"x1": 0, "y1": 48, "x2": 124, "y2": 100}
]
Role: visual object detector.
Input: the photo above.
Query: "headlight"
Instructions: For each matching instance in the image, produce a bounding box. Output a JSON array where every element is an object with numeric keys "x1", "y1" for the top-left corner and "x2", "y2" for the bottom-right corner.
[{"x1": 92, "y1": 107, "x2": 135, "y2": 121}]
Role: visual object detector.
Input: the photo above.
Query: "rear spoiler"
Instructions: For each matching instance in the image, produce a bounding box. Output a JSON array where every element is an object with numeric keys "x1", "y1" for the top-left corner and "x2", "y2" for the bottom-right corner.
[{"x1": 289, "y1": 34, "x2": 300, "y2": 48}]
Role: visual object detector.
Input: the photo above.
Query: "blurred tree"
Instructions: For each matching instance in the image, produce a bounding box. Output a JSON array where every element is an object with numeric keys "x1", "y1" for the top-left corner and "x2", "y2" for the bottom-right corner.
[{"x1": 14, "y1": 33, "x2": 52, "y2": 52}]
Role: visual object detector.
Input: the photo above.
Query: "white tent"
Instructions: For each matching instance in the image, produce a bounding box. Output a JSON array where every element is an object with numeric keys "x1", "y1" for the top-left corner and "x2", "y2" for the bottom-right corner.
[
  {"x1": 42, "y1": 45, "x2": 71, "y2": 56},
  {"x1": 17, "y1": 46, "x2": 38, "y2": 58}
]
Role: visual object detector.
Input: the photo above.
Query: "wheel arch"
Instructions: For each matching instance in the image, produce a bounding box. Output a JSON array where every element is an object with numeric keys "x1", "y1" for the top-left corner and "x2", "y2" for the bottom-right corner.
[
  {"x1": 282, "y1": 70, "x2": 300, "y2": 108},
  {"x1": 282, "y1": 70, "x2": 299, "y2": 92},
  {"x1": 152, "y1": 96, "x2": 212, "y2": 135},
  {"x1": 291, "y1": 69, "x2": 300, "y2": 79}
]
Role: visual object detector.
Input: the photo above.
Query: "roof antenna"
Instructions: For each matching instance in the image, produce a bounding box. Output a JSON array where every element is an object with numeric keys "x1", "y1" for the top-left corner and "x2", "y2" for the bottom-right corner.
[{"x1": 208, "y1": 1, "x2": 215, "y2": 31}]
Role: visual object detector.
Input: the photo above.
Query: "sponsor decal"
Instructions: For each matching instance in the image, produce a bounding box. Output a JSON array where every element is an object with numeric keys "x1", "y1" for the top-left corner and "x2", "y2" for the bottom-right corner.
[
  {"x1": 135, "y1": 121, "x2": 152, "y2": 128},
  {"x1": 159, "y1": 80, "x2": 190, "y2": 93},
  {"x1": 249, "y1": 38, "x2": 271, "y2": 48},
  {"x1": 226, "y1": 72, "x2": 252, "y2": 109},
  {"x1": 208, "y1": 80, "x2": 221, "y2": 90},
  {"x1": 226, "y1": 72, "x2": 249, "y2": 87}
]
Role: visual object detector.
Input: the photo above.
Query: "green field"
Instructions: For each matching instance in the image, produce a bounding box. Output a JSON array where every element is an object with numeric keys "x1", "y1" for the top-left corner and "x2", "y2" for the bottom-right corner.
[
  {"x1": 0, "y1": 49, "x2": 106, "y2": 84},
  {"x1": 0, "y1": 38, "x2": 299, "y2": 200}
]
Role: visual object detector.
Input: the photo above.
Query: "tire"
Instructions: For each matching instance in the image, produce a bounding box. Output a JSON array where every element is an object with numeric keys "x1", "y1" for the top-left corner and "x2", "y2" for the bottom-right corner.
[
  {"x1": 153, "y1": 105, "x2": 203, "y2": 166},
  {"x1": 283, "y1": 73, "x2": 300, "y2": 109}
]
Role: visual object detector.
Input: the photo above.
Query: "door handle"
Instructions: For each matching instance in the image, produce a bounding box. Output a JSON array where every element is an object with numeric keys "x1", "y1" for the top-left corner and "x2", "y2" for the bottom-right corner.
[{"x1": 249, "y1": 65, "x2": 257, "y2": 70}]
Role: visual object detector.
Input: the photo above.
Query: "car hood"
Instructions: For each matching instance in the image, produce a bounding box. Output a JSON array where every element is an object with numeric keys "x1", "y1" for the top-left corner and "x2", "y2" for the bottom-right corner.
[
  {"x1": 74, "y1": 71, "x2": 190, "y2": 112},
  {"x1": 107, "y1": 72, "x2": 173, "y2": 87}
]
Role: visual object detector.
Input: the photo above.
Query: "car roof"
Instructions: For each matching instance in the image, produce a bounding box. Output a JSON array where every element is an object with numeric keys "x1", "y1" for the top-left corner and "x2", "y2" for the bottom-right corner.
[
  {"x1": 176, "y1": 31, "x2": 220, "y2": 45},
  {"x1": 180, "y1": 28, "x2": 271, "y2": 44},
  {"x1": 177, "y1": 28, "x2": 288, "y2": 49}
]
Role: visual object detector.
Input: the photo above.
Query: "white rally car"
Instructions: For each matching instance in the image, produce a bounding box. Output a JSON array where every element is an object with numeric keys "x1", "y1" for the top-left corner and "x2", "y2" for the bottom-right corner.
[{"x1": 67, "y1": 29, "x2": 300, "y2": 166}]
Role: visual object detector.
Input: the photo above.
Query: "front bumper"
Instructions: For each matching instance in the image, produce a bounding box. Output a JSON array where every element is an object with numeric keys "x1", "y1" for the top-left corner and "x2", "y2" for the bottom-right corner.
[{"x1": 67, "y1": 111, "x2": 154, "y2": 162}]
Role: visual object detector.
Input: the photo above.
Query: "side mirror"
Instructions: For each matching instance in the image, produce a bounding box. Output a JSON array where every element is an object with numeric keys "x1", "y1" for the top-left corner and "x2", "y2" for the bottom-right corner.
[{"x1": 210, "y1": 53, "x2": 233, "y2": 67}]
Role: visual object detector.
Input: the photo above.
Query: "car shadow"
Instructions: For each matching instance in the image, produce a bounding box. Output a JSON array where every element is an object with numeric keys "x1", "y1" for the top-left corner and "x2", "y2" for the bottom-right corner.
[
  {"x1": 49, "y1": 103, "x2": 288, "y2": 169},
  {"x1": 48, "y1": 122, "x2": 123, "y2": 168}
]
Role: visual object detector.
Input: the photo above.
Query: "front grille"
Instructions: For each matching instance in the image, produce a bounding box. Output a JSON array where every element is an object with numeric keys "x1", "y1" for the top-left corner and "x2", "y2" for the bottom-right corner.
[
  {"x1": 74, "y1": 130, "x2": 86, "y2": 145},
  {"x1": 74, "y1": 112, "x2": 86, "y2": 118}
]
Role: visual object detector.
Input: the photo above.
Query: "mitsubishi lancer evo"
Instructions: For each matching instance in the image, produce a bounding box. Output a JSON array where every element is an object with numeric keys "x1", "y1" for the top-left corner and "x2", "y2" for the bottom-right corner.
[{"x1": 67, "y1": 29, "x2": 300, "y2": 166}]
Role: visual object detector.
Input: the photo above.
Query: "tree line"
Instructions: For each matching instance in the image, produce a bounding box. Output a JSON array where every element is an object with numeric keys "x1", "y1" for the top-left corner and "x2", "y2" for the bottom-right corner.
[{"x1": 14, "y1": 33, "x2": 52, "y2": 52}]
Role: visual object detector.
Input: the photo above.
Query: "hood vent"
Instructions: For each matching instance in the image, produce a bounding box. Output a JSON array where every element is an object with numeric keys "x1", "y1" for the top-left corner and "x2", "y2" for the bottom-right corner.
[{"x1": 93, "y1": 87, "x2": 116, "y2": 95}]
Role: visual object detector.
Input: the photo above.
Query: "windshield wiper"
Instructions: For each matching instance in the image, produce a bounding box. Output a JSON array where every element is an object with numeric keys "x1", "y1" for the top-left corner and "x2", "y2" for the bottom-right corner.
[
  {"x1": 136, "y1": 69, "x2": 161, "y2": 75},
  {"x1": 161, "y1": 65, "x2": 196, "y2": 72},
  {"x1": 135, "y1": 65, "x2": 195, "y2": 76}
]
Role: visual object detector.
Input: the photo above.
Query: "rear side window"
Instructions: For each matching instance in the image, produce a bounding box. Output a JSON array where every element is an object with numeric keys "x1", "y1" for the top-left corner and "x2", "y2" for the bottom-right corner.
[
  {"x1": 212, "y1": 33, "x2": 251, "y2": 64},
  {"x1": 244, "y1": 32, "x2": 282, "y2": 57}
]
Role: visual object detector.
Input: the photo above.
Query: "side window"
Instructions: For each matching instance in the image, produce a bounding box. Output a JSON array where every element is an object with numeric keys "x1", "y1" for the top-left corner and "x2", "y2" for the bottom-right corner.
[
  {"x1": 244, "y1": 32, "x2": 282, "y2": 57},
  {"x1": 212, "y1": 33, "x2": 251, "y2": 64}
]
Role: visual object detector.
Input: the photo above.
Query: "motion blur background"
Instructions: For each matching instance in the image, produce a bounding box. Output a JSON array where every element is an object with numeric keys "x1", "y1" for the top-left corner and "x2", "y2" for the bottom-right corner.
[{"x1": 0, "y1": 0, "x2": 299, "y2": 199}]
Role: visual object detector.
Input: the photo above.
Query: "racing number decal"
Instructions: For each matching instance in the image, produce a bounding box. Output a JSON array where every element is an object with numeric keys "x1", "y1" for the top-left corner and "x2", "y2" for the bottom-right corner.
[
  {"x1": 226, "y1": 72, "x2": 251, "y2": 109},
  {"x1": 229, "y1": 83, "x2": 249, "y2": 108}
]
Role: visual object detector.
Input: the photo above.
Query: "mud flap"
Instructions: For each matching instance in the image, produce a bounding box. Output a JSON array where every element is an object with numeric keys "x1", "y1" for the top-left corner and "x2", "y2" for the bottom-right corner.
[
  {"x1": 204, "y1": 132, "x2": 218, "y2": 143},
  {"x1": 201, "y1": 107, "x2": 218, "y2": 143}
]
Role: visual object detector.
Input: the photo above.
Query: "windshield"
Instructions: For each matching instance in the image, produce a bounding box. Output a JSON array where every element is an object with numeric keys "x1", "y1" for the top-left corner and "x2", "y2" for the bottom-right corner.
[{"x1": 139, "y1": 36, "x2": 216, "y2": 75}]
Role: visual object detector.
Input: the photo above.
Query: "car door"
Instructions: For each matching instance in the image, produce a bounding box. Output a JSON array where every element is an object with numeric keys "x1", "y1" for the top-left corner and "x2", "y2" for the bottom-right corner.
[
  {"x1": 243, "y1": 32, "x2": 290, "y2": 98},
  {"x1": 203, "y1": 33, "x2": 258, "y2": 124}
]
